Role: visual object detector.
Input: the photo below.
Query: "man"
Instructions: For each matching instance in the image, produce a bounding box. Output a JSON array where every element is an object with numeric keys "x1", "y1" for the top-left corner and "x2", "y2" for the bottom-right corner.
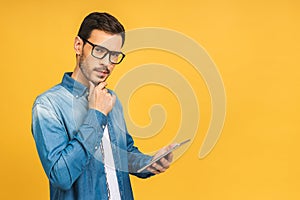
[{"x1": 31, "y1": 12, "x2": 174, "y2": 200}]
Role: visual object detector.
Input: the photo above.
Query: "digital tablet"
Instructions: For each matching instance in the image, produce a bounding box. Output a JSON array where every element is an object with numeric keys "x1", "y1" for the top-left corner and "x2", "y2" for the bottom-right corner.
[{"x1": 137, "y1": 139, "x2": 191, "y2": 173}]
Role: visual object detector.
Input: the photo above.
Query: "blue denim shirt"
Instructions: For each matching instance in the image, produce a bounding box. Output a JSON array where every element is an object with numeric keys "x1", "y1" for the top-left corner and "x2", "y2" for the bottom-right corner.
[{"x1": 31, "y1": 73, "x2": 153, "y2": 200}]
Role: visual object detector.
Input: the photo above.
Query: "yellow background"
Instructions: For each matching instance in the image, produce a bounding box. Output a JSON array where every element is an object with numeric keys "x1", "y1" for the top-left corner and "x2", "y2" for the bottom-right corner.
[{"x1": 1, "y1": 0, "x2": 299, "y2": 199}]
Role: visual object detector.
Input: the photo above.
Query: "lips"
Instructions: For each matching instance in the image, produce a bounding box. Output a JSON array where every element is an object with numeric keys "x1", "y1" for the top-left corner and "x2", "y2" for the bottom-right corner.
[
  {"x1": 94, "y1": 68, "x2": 110, "y2": 76},
  {"x1": 94, "y1": 68, "x2": 110, "y2": 79}
]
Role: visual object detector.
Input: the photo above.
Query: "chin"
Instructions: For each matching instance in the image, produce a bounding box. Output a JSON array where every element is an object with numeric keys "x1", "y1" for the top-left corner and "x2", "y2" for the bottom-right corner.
[
  {"x1": 94, "y1": 77, "x2": 106, "y2": 85},
  {"x1": 92, "y1": 75, "x2": 107, "y2": 85}
]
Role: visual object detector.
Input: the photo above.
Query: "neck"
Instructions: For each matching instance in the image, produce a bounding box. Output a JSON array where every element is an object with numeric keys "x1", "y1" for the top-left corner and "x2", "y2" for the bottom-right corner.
[{"x1": 71, "y1": 65, "x2": 89, "y2": 87}]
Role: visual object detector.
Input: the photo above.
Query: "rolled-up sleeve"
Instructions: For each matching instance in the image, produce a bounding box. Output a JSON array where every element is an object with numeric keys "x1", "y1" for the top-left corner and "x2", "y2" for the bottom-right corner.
[{"x1": 126, "y1": 132, "x2": 154, "y2": 178}]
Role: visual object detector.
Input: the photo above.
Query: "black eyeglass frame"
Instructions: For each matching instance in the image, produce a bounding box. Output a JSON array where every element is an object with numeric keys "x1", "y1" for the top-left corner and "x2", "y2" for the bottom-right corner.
[{"x1": 79, "y1": 36, "x2": 125, "y2": 64}]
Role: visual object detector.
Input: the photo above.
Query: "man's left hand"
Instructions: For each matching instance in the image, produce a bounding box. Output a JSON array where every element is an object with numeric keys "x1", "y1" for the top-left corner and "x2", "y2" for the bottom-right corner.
[{"x1": 146, "y1": 144, "x2": 176, "y2": 174}]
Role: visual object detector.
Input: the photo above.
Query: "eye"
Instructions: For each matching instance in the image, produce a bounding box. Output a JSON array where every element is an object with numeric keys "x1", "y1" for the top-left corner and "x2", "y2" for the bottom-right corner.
[
  {"x1": 94, "y1": 46, "x2": 107, "y2": 54},
  {"x1": 110, "y1": 52, "x2": 121, "y2": 58}
]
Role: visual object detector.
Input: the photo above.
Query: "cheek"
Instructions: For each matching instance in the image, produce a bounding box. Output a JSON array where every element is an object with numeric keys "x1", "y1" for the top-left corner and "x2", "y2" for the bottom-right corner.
[{"x1": 81, "y1": 55, "x2": 96, "y2": 68}]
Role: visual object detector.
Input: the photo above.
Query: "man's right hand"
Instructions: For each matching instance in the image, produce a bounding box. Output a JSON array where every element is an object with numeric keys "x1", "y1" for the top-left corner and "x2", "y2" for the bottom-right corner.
[{"x1": 88, "y1": 81, "x2": 116, "y2": 116}]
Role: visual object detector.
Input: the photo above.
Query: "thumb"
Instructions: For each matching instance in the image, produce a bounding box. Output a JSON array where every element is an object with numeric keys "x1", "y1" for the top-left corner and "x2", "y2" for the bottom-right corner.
[
  {"x1": 88, "y1": 81, "x2": 95, "y2": 102},
  {"x1": 89, "y1": 81, "x2": 95, "y2": 93}
]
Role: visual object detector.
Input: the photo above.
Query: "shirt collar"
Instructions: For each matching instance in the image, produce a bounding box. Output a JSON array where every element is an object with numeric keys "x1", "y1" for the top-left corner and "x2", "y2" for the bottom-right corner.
[{"x1": 61, "y1": 72, "x2": 88, "y2": 98}]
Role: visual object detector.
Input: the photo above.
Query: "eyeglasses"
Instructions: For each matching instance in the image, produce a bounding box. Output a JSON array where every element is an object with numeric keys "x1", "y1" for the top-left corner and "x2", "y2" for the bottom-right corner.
[{"x1": 80, "y1": 36, "x2": 125, "y2": 64}]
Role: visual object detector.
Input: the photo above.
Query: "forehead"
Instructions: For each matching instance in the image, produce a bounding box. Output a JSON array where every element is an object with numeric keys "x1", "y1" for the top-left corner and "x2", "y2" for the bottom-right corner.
[{"x1": 88, "y1": 29, "x2": 123, "y2": 51}]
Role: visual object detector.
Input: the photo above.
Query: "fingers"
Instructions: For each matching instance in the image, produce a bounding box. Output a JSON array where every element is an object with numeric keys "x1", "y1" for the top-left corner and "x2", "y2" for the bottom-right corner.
[
  {"x1": 95, "y1": 82, "x2": 108, "y2": 95},
  {"x1": 165, "y1": 144, "x2": 175, "y2": 163},
  {"x1": 88, "y1": 81, "x2": 115, "y2": 115},
  {"x1": 146, "y1": 165, "x2": 163, "y2": 175},
  {"x1": 97, "y1": 81, "x2": 107, "y2": 90},
  {"x1": 160, "y1": 154, "x2": 173, "y2": 167},
  {"x1": 146, "y1": 156, "x2": 172, "y2": 174},
  {"x1": 88, "y1": 81, "x2": 107, "y2": 100},
  {"x1": 146, "y1": 144, "x2": 177, "y2": 174}
]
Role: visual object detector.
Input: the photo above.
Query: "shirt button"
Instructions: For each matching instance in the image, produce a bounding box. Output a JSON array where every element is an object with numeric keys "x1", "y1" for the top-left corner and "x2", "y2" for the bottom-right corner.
[
  {"x1": 75, "y1": 95, "x2": 79, "y2": 98},
  {"x1": 95, "y1": 146, "x2": 98, "y2": 150},
  {"x1": 102, "y1": 125, "x2": 105, "y2": 129}
]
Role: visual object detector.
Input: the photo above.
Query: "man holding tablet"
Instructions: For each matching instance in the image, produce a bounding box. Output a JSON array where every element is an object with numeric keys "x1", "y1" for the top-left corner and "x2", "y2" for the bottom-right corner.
[{"x1": 31, "y1": 12, "x2": 180, "y2": 200}]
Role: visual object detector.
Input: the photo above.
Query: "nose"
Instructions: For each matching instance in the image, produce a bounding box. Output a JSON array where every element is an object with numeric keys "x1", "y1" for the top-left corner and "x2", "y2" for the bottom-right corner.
[{"x1": 99, "y1": 53, "x2": 111, "y2": 66}]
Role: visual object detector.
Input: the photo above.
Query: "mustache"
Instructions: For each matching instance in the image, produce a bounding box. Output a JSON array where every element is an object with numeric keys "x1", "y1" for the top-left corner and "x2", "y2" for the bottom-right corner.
[{"x1": 94, "y1": 66, "x2": 110, "y2": 74}]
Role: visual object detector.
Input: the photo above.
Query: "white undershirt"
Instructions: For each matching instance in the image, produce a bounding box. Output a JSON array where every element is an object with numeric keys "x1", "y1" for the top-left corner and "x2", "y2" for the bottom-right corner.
[{"x1": 102, "y1": 126, "x2": 121, "y2": 200}]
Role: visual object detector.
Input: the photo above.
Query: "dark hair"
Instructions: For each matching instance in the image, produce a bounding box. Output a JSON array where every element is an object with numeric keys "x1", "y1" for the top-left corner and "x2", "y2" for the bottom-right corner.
[{"x1": 78, "y1": 12, "x2": 125, "y2": 46}]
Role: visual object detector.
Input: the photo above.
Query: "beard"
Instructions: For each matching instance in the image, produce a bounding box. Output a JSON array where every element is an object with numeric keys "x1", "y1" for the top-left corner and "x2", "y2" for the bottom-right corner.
[{"x1": 79, "y1": 55, "x2": 110, "y2": 86}]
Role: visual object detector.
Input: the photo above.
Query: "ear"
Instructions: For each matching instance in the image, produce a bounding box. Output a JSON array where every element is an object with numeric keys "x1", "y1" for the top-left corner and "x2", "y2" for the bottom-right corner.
[{"x1": 74, "y1": 36, "x2": 83, "y2": 55}]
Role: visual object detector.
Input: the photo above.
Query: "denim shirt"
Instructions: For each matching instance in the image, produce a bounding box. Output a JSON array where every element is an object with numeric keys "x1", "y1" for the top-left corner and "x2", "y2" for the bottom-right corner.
[{"x1": 31, "y1": 73, "x2": 153, "y2": 200}]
